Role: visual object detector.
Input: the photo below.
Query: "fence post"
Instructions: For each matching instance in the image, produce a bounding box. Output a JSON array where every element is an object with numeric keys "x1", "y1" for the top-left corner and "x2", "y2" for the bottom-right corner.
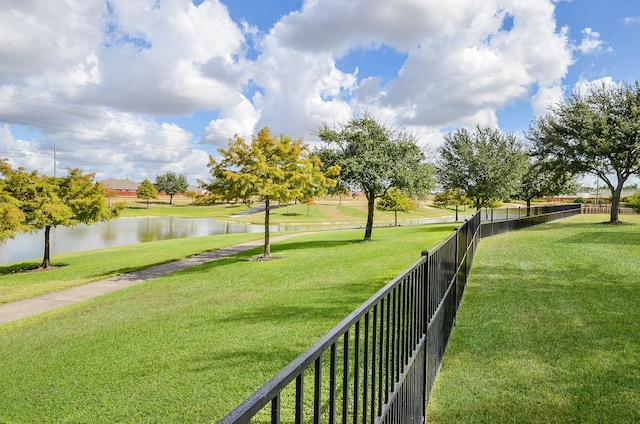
[{"x1": 420, "y1": 249, "x2": 430, "y2": 416}]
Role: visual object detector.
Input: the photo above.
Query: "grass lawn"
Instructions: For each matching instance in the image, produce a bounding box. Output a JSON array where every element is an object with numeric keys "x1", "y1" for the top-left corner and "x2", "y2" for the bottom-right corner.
[
  {"x1": 0, "y1": 224, "x2": 456, "y2": 423},
  {"x1": 119, "y1": 197, "x2": 455, "y2": 224},
  {"x1": 427, "y1": 214, "x2": 640, "y2": 423},
  {"x1": 0, "y1": 232, "x2": 265, "y2": 304}
]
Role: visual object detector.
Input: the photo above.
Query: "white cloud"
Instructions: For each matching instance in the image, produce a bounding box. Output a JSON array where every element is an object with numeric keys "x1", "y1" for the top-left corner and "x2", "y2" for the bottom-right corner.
[
  {"x1": 531, "y1": 85, "x2": 565, "y2": 117},
  {"x1": 0, "y1": 0, "x2": 577, "y2": 179},
  {"x1": 623, "y1": 16, "x2": 640, "y2": 25},
  {"x1": 576, "y1": 28, "x2": 605, "y2": 54},
  {"x1": 254, "y1": 0, "x2": 573, "y2": 144}
]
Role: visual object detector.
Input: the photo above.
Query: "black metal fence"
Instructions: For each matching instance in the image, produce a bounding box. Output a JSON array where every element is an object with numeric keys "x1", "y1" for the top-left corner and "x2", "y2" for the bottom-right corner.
[
  {"x1": 480, "y1": 204, "x2": 581, "y2": 238},
  {"x1": 581, "y1": 204, "x2": 636, "y2": 215},
  {"x1": 218, "y1": 205, "x2": 577, "y2": 424}
]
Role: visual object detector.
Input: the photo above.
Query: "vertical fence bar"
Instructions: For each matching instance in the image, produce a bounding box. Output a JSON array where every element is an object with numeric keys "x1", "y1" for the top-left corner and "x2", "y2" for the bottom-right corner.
[
  {"x1": 295, "y1": 374, "x2": 304, "y2": 424},
  {"x1": 363, "y1": 312, "x2": 370, "y2": 424},
  {"x1": 314, "y1": 357, "x2": 322, "y2": 424},
  {"x1": 272, "y1": 394, "x2": 281, "y2": 424},
  {"x1": 353, "y1": 321, "x2": 360, "y2": 424},
  {"x1": 330, "y1": 343, "x2": 337, "y2": 424},
  {"x1": 342, "y1": 331, "x2": 350, "y2": 424}
]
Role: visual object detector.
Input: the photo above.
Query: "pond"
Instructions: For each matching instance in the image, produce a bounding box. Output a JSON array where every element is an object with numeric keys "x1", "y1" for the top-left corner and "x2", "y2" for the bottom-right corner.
[
  {"x1": 0, "y1": 217, "x2": 268, "y2": 265},
  {"x1": 0, "y1": 215, "x2": 461, "y2": 266}
]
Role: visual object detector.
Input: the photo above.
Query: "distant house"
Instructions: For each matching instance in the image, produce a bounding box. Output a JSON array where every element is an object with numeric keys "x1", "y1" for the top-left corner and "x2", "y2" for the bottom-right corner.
[{"x1": 101, "y1": 178, "x2": 140, "y2": 197}]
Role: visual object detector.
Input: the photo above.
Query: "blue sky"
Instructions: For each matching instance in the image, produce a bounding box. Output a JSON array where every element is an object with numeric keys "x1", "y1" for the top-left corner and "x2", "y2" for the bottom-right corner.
[{"x1": 1, "y1": 0, "x2": 639, "y2": 185}]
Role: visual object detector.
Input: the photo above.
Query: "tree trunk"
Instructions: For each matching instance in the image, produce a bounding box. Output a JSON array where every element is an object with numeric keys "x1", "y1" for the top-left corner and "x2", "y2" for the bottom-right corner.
[
  {"x1": 394, "y1": 210, "x2": 398, "y2": 226},
  {"x1": 146, "y1": 198, "x2": 150, "y2": 209},
  {"x1": 364, "y1": 194, "x2": 375, "y2": 240},
  {"x1": 169, "y1": 194, "x2": 173, "y2": 205},
  {"x1": 264, "y1": 198, "x2": 271, "y2": 257},
  {"x1": 41, "y1": 225, "x2": 52, "y2": 269},
  {"x1": 526, "y1": 198, "x2": 532, "y2": 217},
  {"x1": 455, "y1": 204, "x2": 459, "y2": 221},
  {"x1": 610, "y1": 183, "x2": 624, "y2": 224}
]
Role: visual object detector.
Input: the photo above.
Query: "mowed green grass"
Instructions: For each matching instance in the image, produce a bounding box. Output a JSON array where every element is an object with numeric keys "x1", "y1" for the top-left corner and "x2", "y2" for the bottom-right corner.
[
  {"x1": 0, "y1": 224, "x2": 456, "y2": 423},
  {"x1": 428, "y1": 214, "x2": 640, "y2": 423},
  {"x1": 119, "y1": 198, "x2": 454, "y2": 224},
  {"x1": 0, "y1": 232, "x2": 265, "y2": 304}
]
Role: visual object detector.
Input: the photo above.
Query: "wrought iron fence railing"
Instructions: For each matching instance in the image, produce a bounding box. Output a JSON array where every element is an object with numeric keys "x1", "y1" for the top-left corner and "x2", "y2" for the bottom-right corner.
[
  {"x1": 219, "y1": 205, "x2": 578, "y2": 423},
  {"x1": 480, "y1": 204, "x2": 581, "y2": 238}
]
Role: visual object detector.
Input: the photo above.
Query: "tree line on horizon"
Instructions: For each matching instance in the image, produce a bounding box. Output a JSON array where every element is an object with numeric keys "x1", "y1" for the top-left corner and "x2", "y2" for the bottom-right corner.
[{"x1": 2, "y1": 78, "x2": 640, "y2": 265}]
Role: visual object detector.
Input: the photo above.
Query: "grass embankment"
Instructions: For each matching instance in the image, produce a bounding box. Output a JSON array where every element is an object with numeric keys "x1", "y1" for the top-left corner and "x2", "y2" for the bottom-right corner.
[
  {"x1": 428, "y1": 214, "x2": 640, "y2": 423},
  {"x1": 120, "y1": 197, "x2": 454, "y2": 224},
  {"x1": 0, "y1": 233, "x2": 264, "y2": 304},
  {"x1": 0, "y1": 224, "x2": 456, "y2": 423}
]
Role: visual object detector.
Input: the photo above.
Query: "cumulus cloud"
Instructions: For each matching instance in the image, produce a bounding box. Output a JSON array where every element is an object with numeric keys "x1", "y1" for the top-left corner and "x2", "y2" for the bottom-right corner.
[
  {"x1": 576, "y1": 28, "x2": 605, "y2": 54},
  {"x1": 531, "y1": 85, "x2": 565, "y2": 117},
  {"x1": 0, "y1": 0, "x2": 577, "y2": 181}
]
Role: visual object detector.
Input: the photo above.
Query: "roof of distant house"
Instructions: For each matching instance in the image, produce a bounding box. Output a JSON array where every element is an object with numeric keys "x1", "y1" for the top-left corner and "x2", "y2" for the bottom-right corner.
[{"x1": 101, "y1": 178, "x2": 140, "y2": 191}]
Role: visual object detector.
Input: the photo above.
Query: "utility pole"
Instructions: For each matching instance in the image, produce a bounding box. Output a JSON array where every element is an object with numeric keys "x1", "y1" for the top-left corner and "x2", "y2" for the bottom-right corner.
[{"x1": 53, "y1": 145, "x2": 57, "y2": 177}]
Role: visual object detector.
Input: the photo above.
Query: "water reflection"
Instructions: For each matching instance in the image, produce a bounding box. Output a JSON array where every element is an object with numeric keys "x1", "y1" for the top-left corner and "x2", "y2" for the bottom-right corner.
[
  {"x1": 0, "y1": 215, "x2": 461, "y2": 266},
  {"x1": 0, "y1": 217, "x2": 265, "y2": 265}
]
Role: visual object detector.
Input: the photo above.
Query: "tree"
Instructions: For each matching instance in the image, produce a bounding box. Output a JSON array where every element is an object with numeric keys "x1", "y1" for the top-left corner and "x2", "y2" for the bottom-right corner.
[
  {"x1": 528, "y1": 80, "x2": 640, "y2": 223},
  {"x1": 517, "y1": 158, "x2": 578, "y2": 215},
  {"x1": 316, "y1": 113, "x2": 435, "y2": 241},
  {"x1": 137, "y1": 179, "x2": 158, "y2": 209},
  {"x1": 432, "y1": 188, "x2": 472, "y2": 221},
  {"x1": 0, "y1": 164, "x2": 119, "y2": 268},
  {"x1": 437, "y1": 125, "x2": 528, "y2": 211},
  {"x1": 376, "y1": 188, "x2": 415, "y2": 226},
  {"x1": 627, "y1": 192, "x2": 640, "y2": 214},
  {"x1": 206, "y1": 127, "x2": 338, "y2": 258},
  {"x1": 185, "y1": 190, "x2": 198, "y2": 205},
  {"x1": 155, "y1": 172, "x2": 188, "y2": 204}
]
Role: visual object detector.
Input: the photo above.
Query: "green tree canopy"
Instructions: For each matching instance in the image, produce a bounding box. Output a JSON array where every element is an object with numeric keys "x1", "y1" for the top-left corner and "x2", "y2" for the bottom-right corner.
[
  {"x1": 0, "y1": 163, "x2": 119, "y2": 268},
  {"x1": 627, "y1": 192, "x2": 640, "y2": 214},
  {"x1": 376, "y1": 188, "x2": 415, "y2": 226},
  {"x1": 155, "y1": 172, "x2": 188, "y2": 204},
  {"x1": 137, "y1": 178, "x2": 158, "y2": 209},
  {"x1": 316, "y1": 113, "x2": 435, "y2": 240},
  {"x1": 517, "y1": 158, "x2": 578, "y2": 215},
  {"x1": 437, "y1": 125, "x2": 528, "y2": 211},
  {"x1": 206, "y1": 127, "x2": 338, "y2": 258},
  {"x1": 432, "y1": 188, "x2": 472, "y2": 221},
  {"x1": 0, "y1": 161, "x2": 28, "y2": 240},
  {"x1": 528, "y1": 80, "x2": 640, "y2": 223}
]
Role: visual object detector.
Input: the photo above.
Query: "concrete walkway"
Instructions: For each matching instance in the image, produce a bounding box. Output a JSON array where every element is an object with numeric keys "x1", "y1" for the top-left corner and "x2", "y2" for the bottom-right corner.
[{"x1": 0, "y1": 233, "x2": 307, "y2": 325}]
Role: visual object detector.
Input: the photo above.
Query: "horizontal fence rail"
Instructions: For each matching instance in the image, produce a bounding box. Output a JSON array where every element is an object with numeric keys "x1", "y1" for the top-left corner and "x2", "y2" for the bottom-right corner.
[
  {"x1": 480, "y1": 204, "x2": 581, "y2": 238},
  {"x1": 219, "y1": 205, "x2": 576, "y2": 424},
  {"x1": 581, "y1": 204, "x2": 636, "y2": 215}
]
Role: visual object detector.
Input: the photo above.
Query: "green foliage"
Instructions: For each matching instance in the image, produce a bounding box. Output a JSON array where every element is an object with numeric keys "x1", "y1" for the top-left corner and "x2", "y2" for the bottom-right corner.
[
  {"x1": 432, "y1": 188, "x2": 472, "y2": 209},
  {"x1": 437, "y1": 125, "x2": 528, "y2": 210},
  {"x1": 154, "y1": 172, "x2": 188, "y2": 204},
  {"x1": 627, "y1": 192, "x2": 640, "y2": 213},
  {"x1": 136, "y1": 178, "x2": 158, "y2": 208},
  {"x1": 377, "y1": 188, "x2": 416, "y2": 226},
  {"x1": 316, "y1": 112, "x2": 435, "y2": 240},
  {"x1": 206, "y1": 127, "x2": 338, "y2": 256},
  {"x1": 529, "y1": 79, "x2": 640, "y2": 223},
  {"x1": 0, "y1": 161, "x2": 28, "y2": 240},
  {"x1": 0, "y1": 162, "x2": 118, "y2": 267},
  {"x1": 377, "y1": 188, "x2": 415, "y2": 212},
  {"x1": 517, "y1": 158, "x2": 578, "y2": 214}
]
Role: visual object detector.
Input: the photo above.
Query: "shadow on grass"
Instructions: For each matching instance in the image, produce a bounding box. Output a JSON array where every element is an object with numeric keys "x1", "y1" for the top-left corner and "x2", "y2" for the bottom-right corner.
[
  {"x1": 559, "y1": 231, "x2": 640, "y2": 245},
  {"x1": 0, "y1": 262, "x2": 41, "y2": 274},
  {"x1": 271, "y1": 238, "x2": 365, "y2": 253}
]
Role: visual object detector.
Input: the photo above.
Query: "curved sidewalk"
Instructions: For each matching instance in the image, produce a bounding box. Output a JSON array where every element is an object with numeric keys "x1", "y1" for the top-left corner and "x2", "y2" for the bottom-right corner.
[{"x1": 0, "y1": 233, "x2": 306, "y2": 325}]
